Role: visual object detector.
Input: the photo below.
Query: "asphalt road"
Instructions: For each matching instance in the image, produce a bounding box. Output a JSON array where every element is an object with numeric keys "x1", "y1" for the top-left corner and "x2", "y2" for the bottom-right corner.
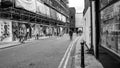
[{"x1": 0, "y1": 34, "x2": 76, "y2": 68}]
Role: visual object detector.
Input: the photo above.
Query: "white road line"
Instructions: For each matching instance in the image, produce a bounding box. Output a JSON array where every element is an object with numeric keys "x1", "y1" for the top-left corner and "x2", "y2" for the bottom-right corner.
[
  {"x1": 63, "y1": 37, "x2": 79, "y2": 68},
  {"x1": 58, "y1": 40, "x2": 73, "y2": 68},
  {"x1": 58, "y1": 37, "x2": 79, "y2": 68},
  {"x1": 63, "y1": 42, "x2": 74, "y2": 68}
]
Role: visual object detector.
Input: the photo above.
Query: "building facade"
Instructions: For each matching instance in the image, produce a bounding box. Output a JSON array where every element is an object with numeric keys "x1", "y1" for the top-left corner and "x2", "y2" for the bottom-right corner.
[
  {"x1": 0, "y1": 0, "x2": 69, "y2": 42},
  {"x1": 69, "y1": 7, "x2": 76, "y2": 32},
  {"x1": 84, "y1": 0, "x2": 120, "y2": 60}
]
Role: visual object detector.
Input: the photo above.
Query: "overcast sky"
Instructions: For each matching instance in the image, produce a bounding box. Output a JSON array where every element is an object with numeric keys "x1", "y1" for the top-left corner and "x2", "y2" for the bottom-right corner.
[{"x1": 68, "y1": 0, "x2": 84, "y2": 13}]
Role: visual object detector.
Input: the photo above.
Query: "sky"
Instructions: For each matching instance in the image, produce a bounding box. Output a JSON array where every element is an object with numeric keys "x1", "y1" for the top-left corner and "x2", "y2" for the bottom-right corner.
[{"x1": 68, "y1": 0, "x2": 84, "y2": 13}]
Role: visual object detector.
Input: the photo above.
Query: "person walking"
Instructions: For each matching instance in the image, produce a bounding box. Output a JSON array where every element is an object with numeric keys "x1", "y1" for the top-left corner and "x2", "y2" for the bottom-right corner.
[
  {"x1": 76, "y1": 30, "x2": 79, "y2": 36},
  {"x1": 69, "y1": 30, "x2": 73, "y2": 40},
  {"x1": 19, "y1": 27, "x2": 24, "y2": 43},
  {"x1": 19, "y1": 24, "x2": 26, "y2": 43},
  {"x1": 35, "y1": 27, "x2": 39, "y2": 40},
  {"x1": 25, "y1": 27, "x2": 29, "y2": 40}
]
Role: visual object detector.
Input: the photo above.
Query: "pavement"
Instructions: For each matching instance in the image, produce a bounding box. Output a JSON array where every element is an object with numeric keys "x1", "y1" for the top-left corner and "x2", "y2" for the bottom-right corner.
[
  {"x1": 0, "y1": 36, "x2": 49, "y2": 49},
  {"x1": 98, "y1": 46, "x2": 120, "y2": 68},
  {"x1": 74, "y1": 35, "x2": 103, "y2": 68}
]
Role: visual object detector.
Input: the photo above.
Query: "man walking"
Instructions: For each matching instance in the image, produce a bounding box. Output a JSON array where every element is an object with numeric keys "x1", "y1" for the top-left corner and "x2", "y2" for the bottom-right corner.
[
  {"x1": 69, "y1": 30, "x2": 73, "y2": 40},
  {"x1": 19, "y1": 24, "x2": 26, "y2": 43},
  {"x1": 19, "y1": 27, "x2": 24, "y2": 43}
]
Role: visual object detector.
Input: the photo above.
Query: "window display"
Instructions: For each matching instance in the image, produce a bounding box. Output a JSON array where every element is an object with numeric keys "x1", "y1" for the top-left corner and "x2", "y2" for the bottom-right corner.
[{"x1": 100, "y1": 1, "x2": 120, "y2": 54}]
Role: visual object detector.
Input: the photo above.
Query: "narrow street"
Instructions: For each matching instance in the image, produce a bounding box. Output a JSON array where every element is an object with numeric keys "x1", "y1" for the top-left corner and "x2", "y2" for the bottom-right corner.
[
  {"x1": 1, "y1": 0, "x2": 120, "y2": 68},
  {"x1": 0, "y1": 34, "x2": 76, "y2": 68}
]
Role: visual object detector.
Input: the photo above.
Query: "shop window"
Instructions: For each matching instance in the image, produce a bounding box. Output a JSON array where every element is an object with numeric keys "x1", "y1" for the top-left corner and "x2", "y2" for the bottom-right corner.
[{"x1": 100, "y1": 1, "x2": 120, "y2": 55}]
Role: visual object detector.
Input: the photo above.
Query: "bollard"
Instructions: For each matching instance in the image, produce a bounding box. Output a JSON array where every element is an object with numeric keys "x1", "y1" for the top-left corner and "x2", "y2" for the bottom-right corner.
[{"x1": 81, "y1": 41, "x2": 85, "y2": 68}]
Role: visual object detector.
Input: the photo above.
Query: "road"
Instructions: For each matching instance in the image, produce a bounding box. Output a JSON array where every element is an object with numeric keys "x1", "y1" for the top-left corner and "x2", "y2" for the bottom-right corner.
[{"x1": 0, "y1": 34, "x2": 76, "y2": 68}]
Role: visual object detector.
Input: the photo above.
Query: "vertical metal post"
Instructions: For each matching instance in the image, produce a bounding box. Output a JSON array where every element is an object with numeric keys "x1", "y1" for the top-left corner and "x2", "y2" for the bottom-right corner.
[
  {"x1": 89, "y1": 0, "x2": 94, "y2": 54},
  {"x1": 95, "y1": 0, "x2": 100, "y2": 59},
  {"x1": 0, "y1": 0, "x2": 1, "y2": 18},
  {"x1": 81, "y1": 41, "x2": 85, "y2": 68}
]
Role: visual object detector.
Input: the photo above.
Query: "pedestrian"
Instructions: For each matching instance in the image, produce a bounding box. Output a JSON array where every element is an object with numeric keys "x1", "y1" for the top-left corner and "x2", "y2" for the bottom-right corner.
[
  {"x1": 25, "y1": 28, "x2": 29, "y2": 40},
  {"x1": 19, "y1": 27, "x2": 24, "y2": 43},
  {"x1": 35, "y1": 27, "x2": 39, "y2": 40},
  {"x1": 36, "y1": 33, "x2": 39, "y2": 40},
  {"x1": 69, "y1": 30, "x2": 73, "y2": 40},
  {"x1": 76, "y1": 30, "x2": 79, "y2": 36},
  {"x1": 19, "y1": 24, "x2": 26, "y2": 43}
]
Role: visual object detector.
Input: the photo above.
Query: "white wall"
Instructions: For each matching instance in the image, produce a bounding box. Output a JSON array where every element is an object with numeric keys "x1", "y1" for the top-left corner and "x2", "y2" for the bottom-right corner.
[{"x1": 83, "y1": 7, "x2": 91, "y2": 49}]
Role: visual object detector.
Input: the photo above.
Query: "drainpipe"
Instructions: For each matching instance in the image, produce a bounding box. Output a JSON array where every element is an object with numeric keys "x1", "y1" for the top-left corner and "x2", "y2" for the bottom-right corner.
[
  {"x1": 89, "y1": 0, "x2": 94, "y2": 54},
  {"x1": 95, "y1": 0, "x2": 100, "y2": 59}
]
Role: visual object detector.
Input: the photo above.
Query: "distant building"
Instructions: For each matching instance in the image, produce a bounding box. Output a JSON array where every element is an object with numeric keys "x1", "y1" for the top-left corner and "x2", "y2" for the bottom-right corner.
[
  {"x1": 75, "y1": 13, "x2": 83, "y2": 30},
  {"x1": 69, "y1": 7, "x2": 76, "y2": 31}
]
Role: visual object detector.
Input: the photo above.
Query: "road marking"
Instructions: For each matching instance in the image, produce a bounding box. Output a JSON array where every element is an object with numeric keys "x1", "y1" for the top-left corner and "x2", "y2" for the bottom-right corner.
[
  {"x1": 58, "y1": 37, "x2": 79, "y2": 68},
  {"x1": 63, "y1": 37, "x2": 79, "y2": 68},
  {"x1": 58, "y1": 40, "x2": 73, "y2": 68}
]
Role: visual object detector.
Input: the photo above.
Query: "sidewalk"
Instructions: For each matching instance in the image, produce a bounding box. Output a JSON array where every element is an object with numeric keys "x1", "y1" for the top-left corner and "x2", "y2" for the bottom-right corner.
[
  {"x1": 98, "y1": 46, "x2": 120, "y2": 68},
  {"x1": 0, "y1": 36, "x2": 49, "y2": 49},
  {"x1": 74, "y1": 35, "x2": 103, "y2": 68}
]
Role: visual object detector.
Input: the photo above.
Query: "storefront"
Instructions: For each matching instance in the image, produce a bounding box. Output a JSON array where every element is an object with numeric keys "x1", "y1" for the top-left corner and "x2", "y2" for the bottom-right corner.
[
  {"x1": 12, "y1": 21, "x2": 32, "y2": 41},
  {"x1": 0, "y1": 19, "x2": 35, "y2": 42},
  {"x1": 100, "y1": 0, "x2": 120, "y2": 56}
]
